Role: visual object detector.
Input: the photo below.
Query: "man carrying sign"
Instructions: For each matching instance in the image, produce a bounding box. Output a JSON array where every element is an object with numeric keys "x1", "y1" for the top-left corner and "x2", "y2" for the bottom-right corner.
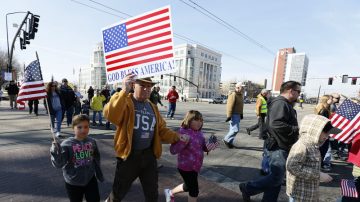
[{"x1": 104, "y1": 73, "x2": 188, "y2": 201}]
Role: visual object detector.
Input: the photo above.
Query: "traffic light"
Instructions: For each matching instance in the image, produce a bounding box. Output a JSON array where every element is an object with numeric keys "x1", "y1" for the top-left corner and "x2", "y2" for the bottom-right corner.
[
  {"x1": 328, "y1": 77, "x2": 333, "y2": 85},
  {"x1": 29, "y1": 14, "x2": 40, "y2": 39},
  {"x1": 23, "y1": 31, "x2": 30, "y2": 45},
  {"x1": 352, "y1": 78, "x2": 357, "y2": 85},
  {"x1": 161, "y1": 75, "x2": 163, "y2": 79},
  {"x1": 19, "y1": 38, "x2": 26, "y2": 50},
  {"x1": 342, "y1": 75, "x2": 348, "y2": 83}
]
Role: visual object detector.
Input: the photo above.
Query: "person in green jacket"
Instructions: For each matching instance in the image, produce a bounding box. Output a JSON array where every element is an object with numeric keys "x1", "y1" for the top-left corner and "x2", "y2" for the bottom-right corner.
[{"x1": 91, "y1": 90, "x2": 106, "y2": 126}]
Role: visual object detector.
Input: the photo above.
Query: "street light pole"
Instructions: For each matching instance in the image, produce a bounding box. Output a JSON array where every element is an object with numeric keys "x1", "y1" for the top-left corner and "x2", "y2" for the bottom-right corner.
[{"x1": 5, "y1": 11, "x2": 29, "y2": 73}]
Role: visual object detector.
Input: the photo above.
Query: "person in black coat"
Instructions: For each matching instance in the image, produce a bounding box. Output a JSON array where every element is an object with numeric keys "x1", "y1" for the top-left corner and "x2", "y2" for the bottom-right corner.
[
  {"x1": 60, "y1": 78, "x2": 76, "y2": 126},
  {"x1": 5, "y1": 80, "x2": 19, "y2": 109},
  {"x1": 87, "y1": 86, "x2": 94, "y2": 101},
  {"x1": 28, "y1": 99, "x2": 39, "y2": 116}
]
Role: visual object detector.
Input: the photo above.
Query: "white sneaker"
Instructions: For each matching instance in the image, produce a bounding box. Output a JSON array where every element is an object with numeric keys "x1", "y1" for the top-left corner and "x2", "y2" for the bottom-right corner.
[
  {"x1": 164, "y1": 189, "x2": 174, "y2": 202},
  {"x1": 56, "y1": 132, "x2": 62, "y2": 138}
]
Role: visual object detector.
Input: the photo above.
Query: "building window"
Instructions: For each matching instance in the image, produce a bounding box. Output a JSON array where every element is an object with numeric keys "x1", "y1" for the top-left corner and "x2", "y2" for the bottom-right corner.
[
  {"x1": 205, "y1": 54, "x2": 207, "y2": 58},
  {"x1": 201, "y1": 52, "x2": 204, "y2": 57},
  {"x1": 188, "y1": 50, "x2": 191, "y2": 54}
]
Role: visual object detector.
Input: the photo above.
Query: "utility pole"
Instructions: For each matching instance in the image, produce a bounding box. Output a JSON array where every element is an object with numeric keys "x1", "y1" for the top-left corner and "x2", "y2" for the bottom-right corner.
[{"x1": 316, "y1": 85, "x2": 321, "y2": 104}]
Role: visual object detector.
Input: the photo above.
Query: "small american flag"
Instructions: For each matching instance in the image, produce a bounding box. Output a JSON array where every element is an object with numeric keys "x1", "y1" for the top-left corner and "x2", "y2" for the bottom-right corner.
[
  {"x1": 16, "y1": 60, "x2": 46, "y2": 104},
  {"x1": 206, "y1": 134, "x2": 220, "y2": 151},
  {"x1": 330, "y1": 99, "x2": 360, "y2": 143},
  {"x1": 102, "y1": 6, "x2": 173, "y2": 74},
  {"x1": 341, "y1": 179, "x2": 358, "y2": 198}
]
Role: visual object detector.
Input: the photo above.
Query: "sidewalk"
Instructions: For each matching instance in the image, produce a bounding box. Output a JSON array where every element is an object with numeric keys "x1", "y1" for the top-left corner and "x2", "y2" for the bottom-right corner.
[{"x1": 0, "y1": 100, "x2": 240, "y2": 202}]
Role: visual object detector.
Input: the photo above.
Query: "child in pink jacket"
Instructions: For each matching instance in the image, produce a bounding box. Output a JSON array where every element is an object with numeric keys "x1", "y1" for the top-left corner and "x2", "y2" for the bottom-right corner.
[{"x1": 164, "y1": 110, "x2": 218, "y2": 202}]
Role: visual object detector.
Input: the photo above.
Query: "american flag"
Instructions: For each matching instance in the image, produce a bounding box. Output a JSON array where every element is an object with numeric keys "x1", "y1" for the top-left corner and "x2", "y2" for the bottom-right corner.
[
  {"x1": 102, "y1": 6, "x2": 173, "y2": 73},
  {"x1": 206, "y1": 134, "x2": 220, "y2": 151},
  {"x1": 341, "y1": 179, "x2": 359, "y2": 198},
  {"x1": 330, "y1": 99, "x2": 360, "y2": 143},
  {"x1": 16, "y1": 60, "x2": 47, "y2": 104}
]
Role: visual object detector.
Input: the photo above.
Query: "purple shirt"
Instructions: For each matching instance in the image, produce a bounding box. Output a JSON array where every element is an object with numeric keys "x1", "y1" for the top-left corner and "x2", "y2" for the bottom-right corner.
[{"x1": 170, "y1": 127, "x2": 208, "y2": 172}]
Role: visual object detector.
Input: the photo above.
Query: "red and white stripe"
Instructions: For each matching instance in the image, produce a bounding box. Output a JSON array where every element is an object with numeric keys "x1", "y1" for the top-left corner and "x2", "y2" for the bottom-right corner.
[
  {"x1": 206, "y1": 141, "x2": 220, "y2": 151},
  {"x1": 17, "y1": 80, "x2": 46, "y2": 102},
  {"x1": 341, "y1": 179, "x2": 358, "y2": 198},
  {"x1": 105, "y1": 6, "x2": 173, "y2": 72},
  {"x1": 331, "y1": 113, "x2": 360, "y2": 143}
]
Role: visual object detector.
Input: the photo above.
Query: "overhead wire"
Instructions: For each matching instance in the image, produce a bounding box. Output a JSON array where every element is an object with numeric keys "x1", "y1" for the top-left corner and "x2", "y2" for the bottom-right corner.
[
  {"x1": 174, "y1": 33, "x2": 270, "y2": 71},
  {"x1": 88, "y1": 0, "x2": 132, "y2": 17},
  {"x1": 70, "y1": 0, "x2": 271, "y2": 71},
  {"x1": 71, "y1": 0, "x2": 124, "y2": 19},
  {"x1": 182, "y1": 0, "x2": 275, "y2": 55}
]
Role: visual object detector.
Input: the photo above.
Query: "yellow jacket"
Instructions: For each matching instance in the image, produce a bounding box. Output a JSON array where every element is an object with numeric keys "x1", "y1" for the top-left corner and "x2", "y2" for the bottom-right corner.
[
  {"x1": 103, "y1": 90, "x2": 179, "y2": 159},
  {"x1": 255, "y1": 94, "x2": 267, "y2": 116},
  {"x1": 90, "y1": 95, "x2": 106, "y2": 111}
]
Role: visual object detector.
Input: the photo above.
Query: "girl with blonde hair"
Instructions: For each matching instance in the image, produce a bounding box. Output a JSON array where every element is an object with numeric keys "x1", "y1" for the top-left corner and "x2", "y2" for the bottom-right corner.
[
  {"x1": 315, "y1": 95, "x2": 333, "y2": 117},
  {"x1": 315, "y1": 95, "x2": 333, "y2": 172}
]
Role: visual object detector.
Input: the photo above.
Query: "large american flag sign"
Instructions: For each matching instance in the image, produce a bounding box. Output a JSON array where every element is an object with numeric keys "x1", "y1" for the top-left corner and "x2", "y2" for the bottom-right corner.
[
  {"x1": 102, "y1": 6, "x2": 175, "y2": 83},
  {"x1": 16, "y1": 60, "x2": 46, "y2": 103},
  {"x1": 341, "y1": 179, "x2": 358, "y2": 198},
  {"x1": 330, "y1": 99, "x2": 360, "y2": 143}
]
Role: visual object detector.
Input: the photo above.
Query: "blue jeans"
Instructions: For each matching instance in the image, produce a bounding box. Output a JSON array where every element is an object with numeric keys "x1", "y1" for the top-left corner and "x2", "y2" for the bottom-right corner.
[
  {"x1": 223, "y1": 114, "x2": 240, "y2": 144},
  {"x1": 324, "y1": 142, "x2": 332, "y2": 165},
  {"x1": 167, "y1": 102, "x2": 176, "y2": 117},
  {"x1": 289, "y1": 196, "x2": 295, "y2": 202},
  {"x1": 245, "y1": 149, "x2": 288, "y2": 202},
  {"x1": 320, "y1": 139, "x2": 331, "y2": 167},
  {"x1": 93, "y1": 111, "x2": 103, "y2": 124},
  {"x1": 51, "y1": 109, "x2": 63, "y2": 133}
]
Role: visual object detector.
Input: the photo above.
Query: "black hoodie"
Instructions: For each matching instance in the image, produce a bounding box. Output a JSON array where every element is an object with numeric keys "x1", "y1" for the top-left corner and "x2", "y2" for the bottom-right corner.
[{"x1": 266, "y1": 95, "x2": 299, "y2": 151}]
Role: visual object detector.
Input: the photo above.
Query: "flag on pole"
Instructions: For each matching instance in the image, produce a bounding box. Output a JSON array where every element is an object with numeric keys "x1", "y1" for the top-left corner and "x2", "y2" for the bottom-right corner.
[
  {"x1": 16, "y1": 60, "x2": 47, "y2": 106},
  {"x1": 330, "y1": 99, "x2": 360, "y2": 143},
  {"x1": 341, "y1": 179, "x2": 359, "y2": 198},
  {"x1": 102, "y1": 6, "x2": 175, "y2": 83}
]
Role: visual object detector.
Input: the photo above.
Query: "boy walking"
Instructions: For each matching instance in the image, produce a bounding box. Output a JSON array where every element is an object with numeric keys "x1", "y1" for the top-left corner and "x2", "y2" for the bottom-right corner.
[{"x1": 286, "y1": 114, "x2": 341, "y2": 201}]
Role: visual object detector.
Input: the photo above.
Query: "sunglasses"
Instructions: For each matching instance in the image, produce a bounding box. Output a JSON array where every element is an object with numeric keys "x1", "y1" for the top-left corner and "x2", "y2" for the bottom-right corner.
[{"x1": 293, "y1": 89, "x2": 301, "y2": 94}]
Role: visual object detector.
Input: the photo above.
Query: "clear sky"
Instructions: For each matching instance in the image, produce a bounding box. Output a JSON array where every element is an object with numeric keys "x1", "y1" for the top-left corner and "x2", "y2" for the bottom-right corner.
[{"x1": 1, "y1": 0, "x2": 359, "y2": 97}]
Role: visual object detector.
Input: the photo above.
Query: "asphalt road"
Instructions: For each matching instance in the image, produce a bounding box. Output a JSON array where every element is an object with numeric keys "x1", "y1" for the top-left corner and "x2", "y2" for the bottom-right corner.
[{"x1": 0, "y1": 100, "x2": 352, "y2": 201}]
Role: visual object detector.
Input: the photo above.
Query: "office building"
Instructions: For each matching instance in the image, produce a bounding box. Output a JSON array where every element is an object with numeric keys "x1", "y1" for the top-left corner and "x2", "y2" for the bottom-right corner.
[
  {"x1": 78, "y1": 43, "x2": 106, "y2": 92},
  {"x1": 153, "y1": 44, "x2": 222, "y2": 99},
  {"x1": 272, "y1": 47, "x2": 308, "y2": 95}
]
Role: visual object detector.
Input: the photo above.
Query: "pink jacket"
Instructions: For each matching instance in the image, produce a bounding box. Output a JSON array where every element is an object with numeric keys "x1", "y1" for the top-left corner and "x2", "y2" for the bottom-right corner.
[{"x1": 170, "y1": 127, "x2": 208, "y2": 172}]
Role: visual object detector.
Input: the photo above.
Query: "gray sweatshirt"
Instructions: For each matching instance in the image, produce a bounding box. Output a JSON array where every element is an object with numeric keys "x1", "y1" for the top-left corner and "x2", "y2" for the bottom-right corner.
[{"x1": 50, "y1": 137, "x2": 104, "y2": 186}]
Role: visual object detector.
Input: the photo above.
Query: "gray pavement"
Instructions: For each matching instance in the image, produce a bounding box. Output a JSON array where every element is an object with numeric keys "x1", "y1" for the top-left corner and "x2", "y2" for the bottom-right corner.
[{"x1": 0, "y1": 100, "x2": 352, "y2": 201}]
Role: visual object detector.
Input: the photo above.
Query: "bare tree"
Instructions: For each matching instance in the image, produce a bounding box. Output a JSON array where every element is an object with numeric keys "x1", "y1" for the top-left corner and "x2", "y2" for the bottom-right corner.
[
  {"x1": 0, "y1": 48, "x2": 21, "y2": 87},
  {"x1": 220, "y1": 78, "x2": 238, "y2": 96}
]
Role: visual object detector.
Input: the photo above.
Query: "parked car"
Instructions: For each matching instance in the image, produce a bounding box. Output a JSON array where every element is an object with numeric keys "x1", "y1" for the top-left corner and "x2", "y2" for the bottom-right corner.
[
  {"x1": 208, "y1": 97, "x2": 224, "y2": 104},
  {"x1": 244, "y1": 98, "x2": 251, "y2": 104}
]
